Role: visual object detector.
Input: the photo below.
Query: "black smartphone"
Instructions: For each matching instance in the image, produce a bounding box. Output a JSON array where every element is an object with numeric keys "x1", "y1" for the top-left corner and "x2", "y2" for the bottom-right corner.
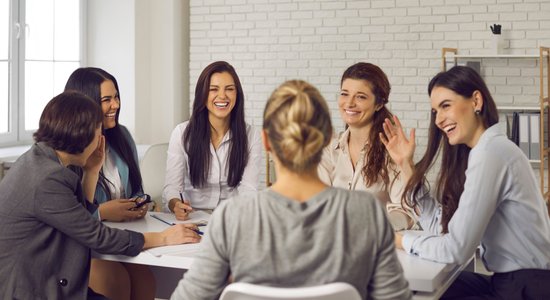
[{"x1": 133, "y1": 194, "x2": 152, "y2": 209}]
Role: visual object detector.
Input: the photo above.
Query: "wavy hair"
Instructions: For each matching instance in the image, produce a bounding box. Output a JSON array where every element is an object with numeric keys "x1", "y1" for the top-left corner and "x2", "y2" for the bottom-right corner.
[{"x1": 341, "y1": 62, "x2": 397, "y2": 189}]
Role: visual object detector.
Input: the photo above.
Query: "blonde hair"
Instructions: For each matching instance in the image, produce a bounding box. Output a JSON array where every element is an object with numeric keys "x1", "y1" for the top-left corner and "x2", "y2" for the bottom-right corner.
[{"x1": 263, "y1": 80, "x2": 333, "y2": 173}]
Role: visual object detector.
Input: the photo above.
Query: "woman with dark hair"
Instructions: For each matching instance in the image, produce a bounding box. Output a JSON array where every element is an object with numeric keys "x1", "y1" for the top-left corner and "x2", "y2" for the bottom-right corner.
[
  {"x1": 163, "y1": 61, "x2": 262, "y2": 220},
  {"x1": 65, "y1": 67, "x2": 155, "y2": 300},
  {"x1": 170, "y1": 80, "x2": 411, "y2": 300},
  {"x1": 382, "y1": 66, "x2": 550, "y2": 299},
  {"x1": 318, "y1": 62, "x2": 416, "y2": 231},
  {"x1": 0, "y1": 91, "x2": 200, "y2": 299}
]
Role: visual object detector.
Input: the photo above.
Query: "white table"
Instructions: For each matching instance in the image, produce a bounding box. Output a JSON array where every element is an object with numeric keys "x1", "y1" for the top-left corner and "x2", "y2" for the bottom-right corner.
[{"x1": 96, "y1": 213, "x2": 473, "y2": 300}]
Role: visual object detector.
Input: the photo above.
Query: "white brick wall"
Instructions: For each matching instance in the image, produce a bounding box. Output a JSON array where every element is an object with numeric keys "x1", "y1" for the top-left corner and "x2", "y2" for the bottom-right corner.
[{"x1": 189, "y1": 0, "x2": 550, "y2": 186}]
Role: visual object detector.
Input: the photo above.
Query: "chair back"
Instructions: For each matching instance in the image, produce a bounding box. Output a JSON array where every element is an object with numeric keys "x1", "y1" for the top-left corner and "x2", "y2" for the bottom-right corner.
[
  {"x1": 139, "y1": 143, "x2": 168, "y2": 210},
  {"x1": 219, "y1": 282, "x2": 361, "y2": 300}
]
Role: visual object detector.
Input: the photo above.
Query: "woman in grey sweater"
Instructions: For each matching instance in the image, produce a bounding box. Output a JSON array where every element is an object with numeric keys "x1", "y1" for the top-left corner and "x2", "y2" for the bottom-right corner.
[{"x1": 171, "y1": 80, "x2": 412, "y2": 300}]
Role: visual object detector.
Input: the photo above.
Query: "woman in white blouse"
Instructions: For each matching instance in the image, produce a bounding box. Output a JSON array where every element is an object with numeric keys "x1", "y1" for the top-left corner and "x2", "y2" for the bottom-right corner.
[
  {"x1": 383, "y1": 66, "x2": 550, "y2": 299},
  {"x1": 163, "y1": 61, "x2": 262, "y2": 219}
]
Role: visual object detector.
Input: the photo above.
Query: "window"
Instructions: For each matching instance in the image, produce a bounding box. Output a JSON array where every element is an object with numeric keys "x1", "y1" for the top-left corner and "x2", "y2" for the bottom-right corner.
[{"x1": 1, "y1": 0, "x2": 83, "y2": 146}]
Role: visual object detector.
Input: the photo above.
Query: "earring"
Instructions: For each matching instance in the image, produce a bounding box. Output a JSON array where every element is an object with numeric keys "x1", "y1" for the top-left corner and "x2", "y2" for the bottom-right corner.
[{"x1": 475, "y1": 109, "x2": 481, "y2": 115}]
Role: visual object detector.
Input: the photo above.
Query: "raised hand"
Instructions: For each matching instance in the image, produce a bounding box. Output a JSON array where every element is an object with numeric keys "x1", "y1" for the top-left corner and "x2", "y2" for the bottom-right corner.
[{"x1": 379, "y1": 115, "x2": 416, "y2": 180}]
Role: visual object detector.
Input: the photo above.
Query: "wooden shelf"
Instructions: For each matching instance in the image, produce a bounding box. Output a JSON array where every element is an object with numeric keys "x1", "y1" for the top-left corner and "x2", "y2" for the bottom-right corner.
[{"x1": 444, "y1": 54, "x2": 541, "y2": 59}]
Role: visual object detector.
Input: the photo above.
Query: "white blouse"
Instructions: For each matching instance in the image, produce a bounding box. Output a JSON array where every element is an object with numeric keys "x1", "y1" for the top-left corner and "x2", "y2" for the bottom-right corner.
[{"x1": 162, "y1": 121, "x2": 262, "y2": 211}]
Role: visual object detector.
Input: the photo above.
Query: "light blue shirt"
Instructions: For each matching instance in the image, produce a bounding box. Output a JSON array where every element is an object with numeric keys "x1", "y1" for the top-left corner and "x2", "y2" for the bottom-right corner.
[{"x1": 403, "y1": 124, "x2": 550, "y2": 273}]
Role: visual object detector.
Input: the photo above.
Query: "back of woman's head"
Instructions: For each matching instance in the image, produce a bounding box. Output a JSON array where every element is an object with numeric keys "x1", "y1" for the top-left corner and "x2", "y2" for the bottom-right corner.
[
  {"x1": 428, "y1": 66, "x2": 498, "y2": 129},
  {"x1": 263, "y1": 80, "x2": 333, "y2": 173},
  {"x1": 34, "y1": 91, "x2": 102, "y2": 154}
]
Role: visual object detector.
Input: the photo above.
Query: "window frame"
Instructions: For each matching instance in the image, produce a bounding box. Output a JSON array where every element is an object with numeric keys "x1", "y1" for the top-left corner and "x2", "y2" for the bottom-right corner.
[{"x1": 1, "y1": 0, "x2": 86, "y2": 147}]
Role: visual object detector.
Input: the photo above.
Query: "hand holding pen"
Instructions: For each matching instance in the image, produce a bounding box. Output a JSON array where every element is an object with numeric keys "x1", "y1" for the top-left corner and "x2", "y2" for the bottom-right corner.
[{"x1": 172, "y1": 192, "x2": 193, "y2": 221}]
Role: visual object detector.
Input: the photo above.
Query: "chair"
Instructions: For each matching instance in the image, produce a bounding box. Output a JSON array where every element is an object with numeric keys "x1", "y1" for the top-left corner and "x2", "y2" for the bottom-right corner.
[
  {"x1": 139, "y1": 143, "x2": 169, "y2": 211},
  {"x1": 219, "y1": 282, "x2": 362, "y2": 300}
]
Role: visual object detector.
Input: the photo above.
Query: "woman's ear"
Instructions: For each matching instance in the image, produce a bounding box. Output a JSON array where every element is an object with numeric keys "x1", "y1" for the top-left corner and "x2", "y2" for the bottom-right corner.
[
  {"x1": 472, "y1": 90, "x2": 484, "y2": 112},
  {"x1": 261, "y1": 129, "x2": 271, "y2": 152}
]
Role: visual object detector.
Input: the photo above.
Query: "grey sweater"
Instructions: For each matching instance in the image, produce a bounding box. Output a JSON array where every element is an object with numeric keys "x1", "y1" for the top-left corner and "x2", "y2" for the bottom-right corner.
[{"x1": 171, "y1": 187, "x2": 411, "y2": 300}]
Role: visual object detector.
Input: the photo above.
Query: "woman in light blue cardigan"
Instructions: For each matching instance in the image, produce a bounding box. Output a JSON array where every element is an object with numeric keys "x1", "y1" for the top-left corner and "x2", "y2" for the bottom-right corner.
[{"x1": 65, "y1": 67, "x2": 154, "y2": 300}]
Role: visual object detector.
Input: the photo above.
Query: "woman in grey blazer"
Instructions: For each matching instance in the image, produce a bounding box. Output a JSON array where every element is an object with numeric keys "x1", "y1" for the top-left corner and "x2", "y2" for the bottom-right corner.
[{"x1": 0, "y1": 91, "x2": 201, "y2": 299}]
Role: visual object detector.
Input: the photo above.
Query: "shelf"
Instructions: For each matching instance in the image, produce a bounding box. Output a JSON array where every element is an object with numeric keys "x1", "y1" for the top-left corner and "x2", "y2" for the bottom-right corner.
[
  {"x1": 497, "y1": 106, "x2": 540, "y2": 111},
  {"x1": 445, "y1": 54, "x2": 540, "y2": 59}
]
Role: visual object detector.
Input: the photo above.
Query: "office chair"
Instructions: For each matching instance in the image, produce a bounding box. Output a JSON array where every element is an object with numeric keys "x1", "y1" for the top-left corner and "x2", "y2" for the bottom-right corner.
[
  {"x1": 219, "y1": 282, "x2": 362, "y2": 300},
  {"x1": 139, "y1": 143, "x2": 169, "y2": 211}
]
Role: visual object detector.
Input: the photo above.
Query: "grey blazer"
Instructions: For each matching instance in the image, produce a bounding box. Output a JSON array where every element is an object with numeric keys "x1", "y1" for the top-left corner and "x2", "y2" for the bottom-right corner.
[{"x1": 0, "y1": 143, "x2": 144, "y2": 299}]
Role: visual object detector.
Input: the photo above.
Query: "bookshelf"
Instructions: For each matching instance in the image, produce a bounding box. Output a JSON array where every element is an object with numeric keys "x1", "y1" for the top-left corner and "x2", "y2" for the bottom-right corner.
[{"x1": 442, "y1": 47, "x2": 550, "y2": 214}]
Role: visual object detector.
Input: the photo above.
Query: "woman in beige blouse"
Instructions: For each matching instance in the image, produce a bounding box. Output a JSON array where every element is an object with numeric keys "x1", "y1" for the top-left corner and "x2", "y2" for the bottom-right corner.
[{"x1": 318, "y1": 62, "x2": 416, "y2": 230}]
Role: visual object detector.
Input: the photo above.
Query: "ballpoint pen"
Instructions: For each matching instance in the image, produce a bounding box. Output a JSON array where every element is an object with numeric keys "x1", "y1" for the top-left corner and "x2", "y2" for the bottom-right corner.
[{"x1": 151, "y1": 215, "x2": 204, "y2": 235}]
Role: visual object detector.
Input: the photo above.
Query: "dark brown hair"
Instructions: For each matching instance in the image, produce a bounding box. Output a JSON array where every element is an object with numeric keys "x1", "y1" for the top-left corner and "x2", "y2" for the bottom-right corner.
[
  {"x1": 65, "y1": 67, "x2": 143, "y2": 198},
  {"x1": 34, "y1": 91, "x2": 102, "y2": 154},
  {"x1": 341, "y1": 62, "x2": 397, "y2": 189},
  {"x1": 185, "y1": 61, "x2": 249, "y2": 188},
  {"x1": 403, "y1": 66, "x2": 499, "y2": 233}
]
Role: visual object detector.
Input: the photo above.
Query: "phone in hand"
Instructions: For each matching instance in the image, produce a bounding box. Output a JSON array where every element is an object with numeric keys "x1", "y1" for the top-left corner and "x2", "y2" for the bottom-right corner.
[{"x1": 132, "y1": 194, "x2": 152, "y2": 209}]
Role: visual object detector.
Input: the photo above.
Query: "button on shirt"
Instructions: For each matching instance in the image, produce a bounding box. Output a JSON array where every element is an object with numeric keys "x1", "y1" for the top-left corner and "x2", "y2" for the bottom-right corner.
[
  {"x1": 162, "y1": 121, "x2": 262, "y2": 211},
  {"x1": 318, "y1": 128, "x2": 404, "y2": 204},
  {"x1": 402, "y1": 124, "x2": 550, "y2": 272}
]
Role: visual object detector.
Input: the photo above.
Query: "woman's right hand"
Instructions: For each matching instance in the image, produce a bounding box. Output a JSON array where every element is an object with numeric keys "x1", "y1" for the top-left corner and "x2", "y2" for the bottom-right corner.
[
  {"x1": 99, "y1": 199, "x2": 144, "y2": 222},
  {"x1": 169, "y1": 198, "x2": 193, "y2": 221},
  {"x1": 380, "y1": 115, "x2": 416, "y2": 179},
  {"x1": 143, "y1": 223, "x2": 201, "y2": 249},
  {"x1": 162, "y1": 223, "x2": 201, "y2": 245}
]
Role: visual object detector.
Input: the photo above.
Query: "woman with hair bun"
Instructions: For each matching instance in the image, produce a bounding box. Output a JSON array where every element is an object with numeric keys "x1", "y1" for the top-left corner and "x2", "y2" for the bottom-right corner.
[{"x1": 170, "y1": 80, "x2": 412, "y2": 300}]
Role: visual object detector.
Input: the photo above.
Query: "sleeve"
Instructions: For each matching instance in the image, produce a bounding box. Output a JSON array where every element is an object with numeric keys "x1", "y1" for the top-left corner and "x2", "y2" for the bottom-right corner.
[
  {"x1": 170, "y1": 203, "x2": 232, "y2": 300},
  {"x1": 237, "y1": 125, "x2": 262, "y2": 194},
  {"x1": 163, "y1": 124, "x2": 187, "y2": 212},
  {"x1": 35, "y1": 170, "x2": 144, "y2": 256},
  {"x1": 317, "y1": 141, "x2": 335, "y2": 186},
  {"x1": 367, "y1": 199, "x2": 413, "y2": 300},
  {"x1": 403, "y1": 151, "x2": 505, "y2": 264}
]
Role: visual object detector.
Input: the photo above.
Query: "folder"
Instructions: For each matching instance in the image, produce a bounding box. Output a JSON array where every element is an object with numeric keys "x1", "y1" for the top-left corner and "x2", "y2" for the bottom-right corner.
[
  {"x1": 518, "y1": 113, "x2": 530, "y2": 158},
  {"x1": 529, "y1": 113, "x2": 540, "y2": 160}
]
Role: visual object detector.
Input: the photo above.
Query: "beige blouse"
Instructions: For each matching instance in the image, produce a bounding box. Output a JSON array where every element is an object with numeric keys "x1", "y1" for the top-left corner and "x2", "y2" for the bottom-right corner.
[{"x1": 318, "y1": 129, "x2": 417, "y2": 230}]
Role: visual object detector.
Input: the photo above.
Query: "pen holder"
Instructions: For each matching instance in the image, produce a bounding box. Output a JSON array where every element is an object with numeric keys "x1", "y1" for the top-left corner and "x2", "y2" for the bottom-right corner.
[{"x1": 491, "y1": 34, "x2": 504, "y2": 55}]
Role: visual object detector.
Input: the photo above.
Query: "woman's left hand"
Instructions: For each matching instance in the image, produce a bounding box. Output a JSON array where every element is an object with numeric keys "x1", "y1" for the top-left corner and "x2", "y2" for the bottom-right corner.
[{"x1": 84, "y1": 135, "x2": 105, "y2": 174}]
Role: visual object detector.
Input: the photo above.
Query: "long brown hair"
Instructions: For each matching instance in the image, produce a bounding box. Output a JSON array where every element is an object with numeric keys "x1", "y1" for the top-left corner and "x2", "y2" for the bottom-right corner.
[
  {"x1": 341, "y1": 62, "x2": 397, "y2": 189},
  {"x1": 184, "y1": 61, "x2": 249, "y2": 188},
  {"x1": 403, "y1": 66, "x2": 499, "y2": 233}
]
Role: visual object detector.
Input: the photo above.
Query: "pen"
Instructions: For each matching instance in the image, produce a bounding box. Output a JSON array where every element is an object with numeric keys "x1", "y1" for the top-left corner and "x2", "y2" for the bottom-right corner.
[
  {"x1": 151, "y1": 215, "x2": 204, "y2": 235},
  {"x1": 179, "y1": 192, "x2": 184, "y2": 204},
  {"x1": 151, "y1": 214, "x2": 175, "y2": 226}
]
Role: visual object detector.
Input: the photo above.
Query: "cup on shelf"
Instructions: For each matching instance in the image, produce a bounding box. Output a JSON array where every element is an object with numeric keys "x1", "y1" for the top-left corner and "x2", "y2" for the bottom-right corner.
[{"x1": 491, "y1": 34, "x2": 504, "y2": 55}]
